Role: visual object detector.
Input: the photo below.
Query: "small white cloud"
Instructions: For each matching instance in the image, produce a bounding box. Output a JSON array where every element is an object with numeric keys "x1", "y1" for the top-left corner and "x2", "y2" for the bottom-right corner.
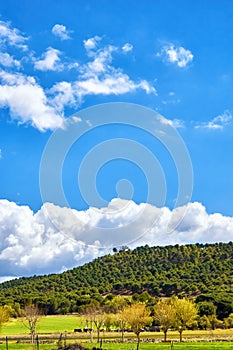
[
  {"x1": 52, "y1": 24, "x2": 72, "y2": 40},
  {"x1": 122, "y1": 43, "x2": 133, "y2": 53},
  {"x1": 159, "y1": 44, "x2": 193, "y2": 68},
  {"x1": 0, "y1": 70, "x2": 64, "y2": 131},
  {"x1": 0, "y1": 149, "x2": 2, "y2": 159},
  {"x1": 158, "y1": 115, "x2": 184, "y2": 128},
  {"x1": 0, "y1": 52, "x2": 20, "y2": 68},
  {"x1": 34, "y1": 47, "x2": 63, "y2": 71},
  {"x1": 83, "y1": 36, "x2": 101, "y2": 51},
  {"x1": 195, "y1": 110, "x2": 232, "y2": 130},
  {"x1": 0, "y1": 20, "x2": 28, "y2": 50}
]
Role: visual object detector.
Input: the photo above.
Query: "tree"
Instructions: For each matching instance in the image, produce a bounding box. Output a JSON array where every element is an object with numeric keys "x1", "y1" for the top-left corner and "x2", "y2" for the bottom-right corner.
[
  {"x1": 23, "y1": 304, "x2": 42, "y2": 344},
  {"x1": 121, "y1": 303, "x2": 152, "y2": 350},
  {"x1": 154, "y1": 299, "x2": 175, "y2": 342},
  {"x1": 172, "y1": 297, "x2": 198, "y2": 342},
  {"x1": 0, "y1": 306, "x2": 10, "y2": 330},
  {"x1": 84, "y1": 306, "x2": 105, "y2": 343}
]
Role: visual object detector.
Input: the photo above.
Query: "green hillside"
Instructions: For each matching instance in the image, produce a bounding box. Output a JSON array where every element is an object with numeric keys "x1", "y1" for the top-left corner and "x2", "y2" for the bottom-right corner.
[{"x1": 0, "y1": 242, "x2": 232, "y2": 317}]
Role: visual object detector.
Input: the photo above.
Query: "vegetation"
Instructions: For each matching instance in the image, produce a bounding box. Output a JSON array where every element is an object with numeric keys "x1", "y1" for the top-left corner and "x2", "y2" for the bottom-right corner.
[
  {"x1": 120, "y1": 303, "x2": 152, "y2": 349},
  {"x1": 0, "y1": 242, "x2": 232, "y2": 320}
]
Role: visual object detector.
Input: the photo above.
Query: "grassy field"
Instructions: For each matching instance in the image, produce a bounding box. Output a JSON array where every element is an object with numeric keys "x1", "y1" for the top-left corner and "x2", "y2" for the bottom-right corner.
[
  {"x1": 0, "y1": 315, "x2": 233, "y2": 349},
  {"x1": 0, "y1": 341, "x2": 233, "y2": 350}
]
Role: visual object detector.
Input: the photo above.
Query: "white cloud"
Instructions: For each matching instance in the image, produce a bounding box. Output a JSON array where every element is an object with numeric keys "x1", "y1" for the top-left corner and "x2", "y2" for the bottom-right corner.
[
  {"x1": 0, "y1": 198, "x2": 232, "y2": 279},
  {"x1": 74, "y1": 45, "x2": 156, "y2": 98},
  {"x1": 0, "y1": 20, "x2": 28, "y2": 50},
  {"x1": 52, "y1": 24, "x2": 72, "y2": 40},
  {"x1": 0, "y1": 52, "x2": 20, "y2": 68},
  {"x1": 34, "y1": 47, "x2": 63, "y2": 71},
  {"x1": 83, "y1": 36, "x2": 102, "y2": 52},
  {"x1": 195, "y1": 110, "x2": 232, "y2": 130},
  {"x1": 158, "y1": 115, "x2": 184, "y2": 129},
  {"x1": 0, "y1": 149, "x2": 2, "y2": 159},
  {"x1": 122, "y1": 43, "x2": 133, "y2": 53},
  {"x1": 0, "y1": 70, "x2": 64, "y2": 131},
  {"x1": 159, "y1": 44, "x2": 193, "y2": 68}
]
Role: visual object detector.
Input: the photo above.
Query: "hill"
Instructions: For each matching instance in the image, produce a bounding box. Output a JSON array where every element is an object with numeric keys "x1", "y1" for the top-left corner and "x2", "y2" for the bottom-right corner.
[{"x1": 0, "y1": 242, "x2": 232, "y2": 316}]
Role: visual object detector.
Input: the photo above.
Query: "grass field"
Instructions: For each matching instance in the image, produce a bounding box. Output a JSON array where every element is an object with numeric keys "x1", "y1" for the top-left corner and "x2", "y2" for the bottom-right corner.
[
  {"x1": 0, "y1": 316, "x2": 233, "y2": 349},
  {"x1": 0, "y1": 341, "x2": 233, "y2": 350}
]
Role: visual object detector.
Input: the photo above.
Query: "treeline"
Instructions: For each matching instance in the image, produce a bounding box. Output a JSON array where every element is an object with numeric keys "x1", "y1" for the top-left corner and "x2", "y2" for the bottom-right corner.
[{"x1": 0, "y1": 242, "x2": 232, "y2": 317}]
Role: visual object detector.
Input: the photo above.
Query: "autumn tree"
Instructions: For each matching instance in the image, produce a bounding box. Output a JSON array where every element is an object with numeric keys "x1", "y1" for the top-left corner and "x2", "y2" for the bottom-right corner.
[
  {"x1": 154, "y1": 299, "x2": 175, "y2": 342},
  {"x1": 121, "y1": 303, "x2": 152, "y2": 350},
  {"x1": 0, "y1": 306, "x2": 10, "y2": 331},
  {"x1": 23, "y1": 304, "x2": 42, "y2": 344},
  {"x1": 172, "y1": 297, "x2": 198, "y2": 342}
]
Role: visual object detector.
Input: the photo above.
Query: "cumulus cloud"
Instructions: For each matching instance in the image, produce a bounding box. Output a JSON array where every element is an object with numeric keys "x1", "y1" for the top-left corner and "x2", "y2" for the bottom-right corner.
[
  {"x1": 0, "y1": 52, "x2": 20, "y2": 68},
  {"x1": 0, "y1": 198, "x2": 232, "y2": 279},
  {"x1": 0, "y1": 70, "x2": 64, "y2": 131},
  {"x1": 158, "y1": 44, "x2": 193, "y2": 68},
  {"x1": 122, "y1": 43, "x2": 133, "y2": 53},
  {"x1": 0, "y1": 20, "x2": 155, "y2": 131},
  {"x1": 52, "y1": 24, "x2": 72, "y2": 40},
  {"x1": 34, "y1": 47, "x2": 63, "y2": 71},
  {"x1": 195, "y1": 110, "x2": 232, "y2": 130},
  {"x1": 0, "y1": 20, "x2": 28, "y2": 50},
  {"x1": 83, "y1": 36, "x2": 102, "y2": 52}
]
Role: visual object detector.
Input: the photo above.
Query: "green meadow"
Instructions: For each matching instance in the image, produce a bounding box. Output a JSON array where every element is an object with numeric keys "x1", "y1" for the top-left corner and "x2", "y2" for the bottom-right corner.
[{"x1": 0, "y1": 316, "x2": 233, "y2": 349}]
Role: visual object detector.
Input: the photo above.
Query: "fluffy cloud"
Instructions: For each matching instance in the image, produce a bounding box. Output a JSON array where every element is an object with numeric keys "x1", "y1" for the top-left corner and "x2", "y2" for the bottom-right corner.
[
  {"x1": 159, "y1": 44, "x2": 193, "y2": 68},
  {"x1": 0, "y1": 21, "x2": 156, "y2": 131},
  {"x1": 0, "y1": 198, "x2": 232, "y2": 279},
  {"x1": 0, "y1": 20, "x2": 28, "y2": 50},
  {"x1": 34, "y1": 47, "x2": 63, "y2": 71},
  {"x1": 83, "y1": 36, "x2": 102, "y2": 52},
  {"x1": 0, "y1": 70, "x2": 64, "y2": 131},
  {"x1": 195, "y1": 110, "x2": 232, "y2": 130},
  {"x1": 52, "y1": 24, "x2": 72, "y2": 40},
  {"x1": 0, "y1": 52, "x2": 20, "y2": 68}
]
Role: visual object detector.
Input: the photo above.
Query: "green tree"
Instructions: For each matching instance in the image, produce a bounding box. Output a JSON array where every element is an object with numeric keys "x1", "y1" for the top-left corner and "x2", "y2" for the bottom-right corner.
[
  {"x1": 154, "y1": 299, "x2": 175, "y2": 342},
  {"x1": 172, "y1": 297, "x2": 198, "y2": 342}
]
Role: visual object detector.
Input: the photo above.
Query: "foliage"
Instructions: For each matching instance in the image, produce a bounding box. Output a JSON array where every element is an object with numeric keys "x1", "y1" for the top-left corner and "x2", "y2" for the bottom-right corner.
[
  {"x1": 0, "y1": 242, "x2": 232, "y2": 317},
  {"x1": 0, "y1": 305, "x2": 9, "y2": 330},
  {"x1": 154, "y1": 299, "x2": 175, "y2": 341},
  {"x1": 172, "y1": 297, "x2": 198, "y2": 342},
  {"x1": 121, "y1": 303, "x2": 152, "y2": 349}
]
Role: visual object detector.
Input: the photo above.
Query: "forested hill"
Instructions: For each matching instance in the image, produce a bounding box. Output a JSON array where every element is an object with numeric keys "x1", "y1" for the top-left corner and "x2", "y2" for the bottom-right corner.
[{"x1": 0, "y1": 242, "x2": 232, "y2": 314}]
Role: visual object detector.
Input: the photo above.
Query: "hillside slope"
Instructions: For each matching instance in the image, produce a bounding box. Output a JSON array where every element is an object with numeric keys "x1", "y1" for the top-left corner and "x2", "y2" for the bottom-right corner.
[{"x1": 0, "y1": 242, "x2": 232, "y2": 314}]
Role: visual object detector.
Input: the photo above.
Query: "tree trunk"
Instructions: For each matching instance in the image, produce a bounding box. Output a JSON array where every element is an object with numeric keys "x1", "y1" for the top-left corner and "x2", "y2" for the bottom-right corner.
[
  {"x1": 179, "y1": 329, "x2": 183, "y2": 342},
  {"x1": 164, "y1": 330, "x2": 167, "y2": 342},
  {"x1": 136, "y1": 333, "x2": 140, "y2": 350},
  {"x1": 97, "y1": 328, "x2": 100, "y2": 343},
  {"x1": 121, "y1": 328, "x2": 124, "y2": 343},
  {"x1": 89, "y1": 329, "x2": 93, "y2": 343}
]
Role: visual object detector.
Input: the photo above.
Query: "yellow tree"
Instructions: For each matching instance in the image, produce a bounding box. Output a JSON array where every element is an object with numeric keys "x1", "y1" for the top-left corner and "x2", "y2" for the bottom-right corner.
[
  {"x1": 121, "y1": 303, "x2": 152, "y2": 350},
  {"x1": 154, "y1": 299, "x2": 175, "y2": 342},
  {"x1": 0, "y1": 306, "x2": 10, "y2": 331},
  {"x1": 172, "y1": 297, "x2": 198, "y2": 342}
]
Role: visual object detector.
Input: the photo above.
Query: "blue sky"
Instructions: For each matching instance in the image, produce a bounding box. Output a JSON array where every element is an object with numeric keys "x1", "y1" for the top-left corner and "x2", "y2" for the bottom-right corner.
[{"x1": 0, "y1": 0, "x2": 233, "y2": 279}]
